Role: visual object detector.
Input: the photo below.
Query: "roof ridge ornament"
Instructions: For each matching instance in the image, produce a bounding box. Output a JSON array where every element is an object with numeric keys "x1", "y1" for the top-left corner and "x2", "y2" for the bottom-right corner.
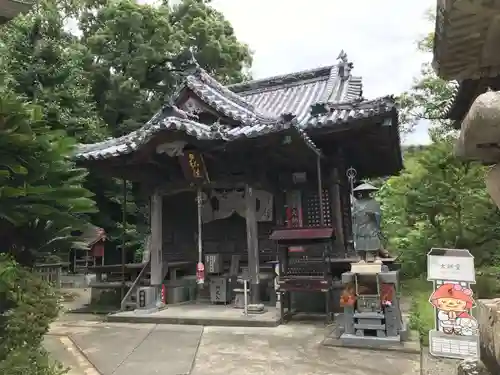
[
  {"x1": 188, "y1": 46, "x2": 201, "y2": 68},
  {"x1": 280, "y1": 113, "x2": 296, "y2": 124},
  {"x1": 337, "y1": 50, "x2": 348, "y2": 64},
  {"x1": 310, "y1": 102, "x2": 330, "y2": 117},
  {"x1": 210, "y1": 119, "x2": 230, "y2": 139},
  {"x1": 337, "y1": 49, "x2": 354, "y2": 79}
]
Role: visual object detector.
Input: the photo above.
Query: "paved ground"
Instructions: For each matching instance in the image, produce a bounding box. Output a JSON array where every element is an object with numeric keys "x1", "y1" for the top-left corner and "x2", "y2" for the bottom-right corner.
[
  {"x1": 44, "y1": 288, "x2": 457, "y2": 375},
  {"x1": 47, "y1": 318, "x2": 421, "y2": 375}
]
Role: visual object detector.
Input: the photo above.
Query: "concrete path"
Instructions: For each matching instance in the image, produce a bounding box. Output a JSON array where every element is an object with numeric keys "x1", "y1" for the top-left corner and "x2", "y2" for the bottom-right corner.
[{"x1": 47, "y1": 319, "x2": 420, "y2": 375}]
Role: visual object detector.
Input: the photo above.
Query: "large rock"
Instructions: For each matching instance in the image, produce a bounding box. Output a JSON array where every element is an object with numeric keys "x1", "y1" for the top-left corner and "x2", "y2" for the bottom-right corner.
[
  {"x1": 457, "y1": 359, "x2": 490, "y2": 375},
  {"x1": 456, "y1": 91, "x2": 500, "y2": 163},
  {"x1": 477, "y1": 299, "x2": 500, "y2": 374}
]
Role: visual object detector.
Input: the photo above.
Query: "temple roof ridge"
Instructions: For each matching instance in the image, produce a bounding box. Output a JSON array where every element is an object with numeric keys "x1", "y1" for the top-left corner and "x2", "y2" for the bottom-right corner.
[
  {"x1": 228, "y1": 65, "x2": 336, "y2": 94},
  {"x1": 228, "y1": 50, "x2": 361, "y2": 97},
  {"x1": 326, "y1": 95, "x2": 395, "y2": 108},
  {"x1": 191, "y1": 66, "x2": 257, "y2": 112}
]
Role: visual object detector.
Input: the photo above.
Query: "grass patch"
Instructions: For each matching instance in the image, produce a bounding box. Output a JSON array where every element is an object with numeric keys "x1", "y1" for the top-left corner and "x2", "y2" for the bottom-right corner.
[{"x1": 401, "y1": 278, "x2": 435, "y2": 346}]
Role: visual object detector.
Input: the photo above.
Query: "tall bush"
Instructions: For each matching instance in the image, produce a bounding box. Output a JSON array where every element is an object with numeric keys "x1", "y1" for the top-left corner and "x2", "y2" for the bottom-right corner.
[{"x1": 0, "y1": 255, "x2": 64, "y2": 375}]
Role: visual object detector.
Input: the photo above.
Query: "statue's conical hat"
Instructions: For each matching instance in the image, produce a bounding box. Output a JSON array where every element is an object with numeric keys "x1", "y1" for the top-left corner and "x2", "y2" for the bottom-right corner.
[{"x1": 352, "y1": 182, "x2": 378, "y2": 192}]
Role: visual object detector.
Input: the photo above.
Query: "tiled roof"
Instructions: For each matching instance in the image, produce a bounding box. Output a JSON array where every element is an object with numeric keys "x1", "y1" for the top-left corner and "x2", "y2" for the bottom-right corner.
[
  {"x1": 308, "y1": 96, "x2": 395, "y2": 129},
  {"x1": 76, "y1": 96, "x2": 394, "y2": 161},
  {"x1": 228, "y1": 63, "x2": 363, "y2": 126},
  {"x1": 75, "y1": 53, "x2": 395, "y2": 162}
]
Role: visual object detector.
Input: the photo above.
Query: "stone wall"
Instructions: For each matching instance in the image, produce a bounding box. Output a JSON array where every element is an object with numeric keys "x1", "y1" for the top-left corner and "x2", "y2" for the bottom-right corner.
[{"x1": 477, "y1": 299, "x2": 500, "y2": 374}]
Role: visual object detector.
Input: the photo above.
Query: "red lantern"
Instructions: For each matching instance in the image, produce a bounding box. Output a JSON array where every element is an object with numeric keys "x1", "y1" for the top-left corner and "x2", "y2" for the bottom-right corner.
[{"x1": 196, "y1": 262, "x2": 205, "y2": 284}]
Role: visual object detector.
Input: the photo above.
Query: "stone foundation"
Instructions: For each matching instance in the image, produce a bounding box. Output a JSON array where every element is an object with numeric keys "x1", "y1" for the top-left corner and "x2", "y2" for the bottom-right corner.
[{"x1": 477, "y1": 299, "x2": 500, "y2": 374}]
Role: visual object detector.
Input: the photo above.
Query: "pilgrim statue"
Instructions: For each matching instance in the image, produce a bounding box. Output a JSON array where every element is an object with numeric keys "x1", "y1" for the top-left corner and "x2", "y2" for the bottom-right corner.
[{"x1": 351, "y1": 182, "x2": 389, "y2": 261}]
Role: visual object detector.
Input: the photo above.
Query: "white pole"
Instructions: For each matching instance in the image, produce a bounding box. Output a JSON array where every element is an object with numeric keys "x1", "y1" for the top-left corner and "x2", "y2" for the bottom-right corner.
[{"x1": 243, "y1": 279, "x2": 248, "y2": 316}]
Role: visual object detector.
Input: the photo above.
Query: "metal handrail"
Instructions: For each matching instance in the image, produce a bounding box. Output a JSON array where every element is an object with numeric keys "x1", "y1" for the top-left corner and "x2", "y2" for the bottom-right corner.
[{"x1": 120, "y1": 259, "x2": 150, "y2": 311}]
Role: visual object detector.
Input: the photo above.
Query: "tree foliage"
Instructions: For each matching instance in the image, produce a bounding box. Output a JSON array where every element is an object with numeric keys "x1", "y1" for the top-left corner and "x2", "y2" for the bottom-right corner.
[
  {"x1": 0, "y1": 89, "x2": 97, "y2": 264},
  {"x1": 78, "y1": 0, "x2": 251, "y2": 137},
  {"x1": 0, "y1": 255, "x2": 64, "y2": 375},
  {"x1": 380, "y1": 138, "x2": 500, "y2": 278},
  {"x1": 0, "y1": 88, "x2": 95, "y2": 374}
]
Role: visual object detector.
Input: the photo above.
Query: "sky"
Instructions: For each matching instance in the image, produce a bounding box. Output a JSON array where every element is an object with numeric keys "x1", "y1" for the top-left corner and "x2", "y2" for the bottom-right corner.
[{"x1": 207, "y1": 0, "x2": 436, "y2": 145}]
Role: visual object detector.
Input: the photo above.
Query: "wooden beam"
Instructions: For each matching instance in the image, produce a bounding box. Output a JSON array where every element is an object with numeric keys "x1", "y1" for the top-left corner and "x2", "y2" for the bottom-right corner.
[
  {"x1": 245, "y1": 184, "x2": 260, "y2": 304},
  {"x1": 329, "y1": 166, "x2": 345, "y2": 251},
  {"x1": 150, "y1": 190, "x2": 164, "y2": 286}
]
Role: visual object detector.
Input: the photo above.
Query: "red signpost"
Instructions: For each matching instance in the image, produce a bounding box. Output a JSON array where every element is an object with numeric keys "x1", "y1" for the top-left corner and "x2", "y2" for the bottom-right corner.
[
  {"x1": 196, "y1": 262, "x2": 205, "y2": 285},
  {"x1": 161, "y1": 284, "x2": 166, "y2": 304}
]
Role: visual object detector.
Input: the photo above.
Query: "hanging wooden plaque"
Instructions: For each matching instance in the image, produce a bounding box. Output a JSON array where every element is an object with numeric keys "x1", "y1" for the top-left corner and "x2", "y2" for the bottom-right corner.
[{"x1": 178, "y1": 150, "x2": 209, "y2": 185}]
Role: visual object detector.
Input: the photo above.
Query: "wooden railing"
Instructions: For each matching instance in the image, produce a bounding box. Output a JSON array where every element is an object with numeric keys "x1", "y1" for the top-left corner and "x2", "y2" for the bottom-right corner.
[
  {"x1": 34, "y1": 263, "x2": 64, "y2": 288},
  {"x1": 120, "y1": 259, "x2": 150, "y2": 311}
]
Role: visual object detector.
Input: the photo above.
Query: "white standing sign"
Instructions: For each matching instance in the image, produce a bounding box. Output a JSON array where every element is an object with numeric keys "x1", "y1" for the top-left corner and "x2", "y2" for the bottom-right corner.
[{"x1": 427, "y1": 248, "x2": 479, "y2": 360}]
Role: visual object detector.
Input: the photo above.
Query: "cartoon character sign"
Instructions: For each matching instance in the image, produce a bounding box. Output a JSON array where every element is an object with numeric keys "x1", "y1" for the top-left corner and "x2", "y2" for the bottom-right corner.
[{"x1": 429, "y1": 283, "x2": 478, "y2": 336}]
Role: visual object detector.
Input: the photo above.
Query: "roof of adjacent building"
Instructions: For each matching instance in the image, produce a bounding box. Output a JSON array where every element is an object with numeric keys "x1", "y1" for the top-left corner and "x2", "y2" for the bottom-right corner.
[
  {"x1": 433, "y1": 1, "x2": 500, "y2": 81},
  {"x1": 76, "y1": 52, "x2": 397, "y2": 162},
  {"x1": 433, "y1": 2, "x2": 500, "y2": 127}
]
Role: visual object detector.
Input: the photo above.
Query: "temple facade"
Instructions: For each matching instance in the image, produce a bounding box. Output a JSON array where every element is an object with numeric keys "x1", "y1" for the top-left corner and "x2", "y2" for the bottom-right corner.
[{"x1": 76, "y1": 52, "x2": 402, "y2": 317}]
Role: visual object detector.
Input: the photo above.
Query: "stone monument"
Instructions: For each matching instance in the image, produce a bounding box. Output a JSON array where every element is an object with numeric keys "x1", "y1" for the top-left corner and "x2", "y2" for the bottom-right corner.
[{"x1": 337, "y1": 182, "x2": 408, "y2": 347}]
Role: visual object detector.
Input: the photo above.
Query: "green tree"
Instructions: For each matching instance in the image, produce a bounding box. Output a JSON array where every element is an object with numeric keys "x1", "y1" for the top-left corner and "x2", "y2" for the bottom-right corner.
[
  {"x1": 0, "y1": 1, "x2": 106, "y2": 143},
  {"x1": 379, "y1": 138, "x2": 500, "y2": 277},
  {"x1": 78, "y1": 0, "x2": 252, "y2": 137},
  {"x1": 0, "y1": 89, "x2": 97, "y2": 264}
]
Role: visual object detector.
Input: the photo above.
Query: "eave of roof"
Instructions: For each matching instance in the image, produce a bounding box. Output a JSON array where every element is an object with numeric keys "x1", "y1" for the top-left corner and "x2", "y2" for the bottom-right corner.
[
  {"x1": 75, "y1": 96, "x2": 395, "y2": 162},
  {"x1": 76, "y1": 114, "x2": 216, "y2": 161},
  {"x1": 433, "y1": 0, "x2": 500, "y2": 81}
]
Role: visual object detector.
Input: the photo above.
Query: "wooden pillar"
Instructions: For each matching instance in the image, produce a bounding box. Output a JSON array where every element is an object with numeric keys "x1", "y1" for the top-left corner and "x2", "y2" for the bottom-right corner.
[
  {"x1": 245, "y1": 184, "x2": 260, "y2": 304},
  {"x1": 330, "y1": 167, "x2": 345, "y2": 251},
  {"x1": 150, "y1": 190, "x2": 164, "y2": 287}
]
